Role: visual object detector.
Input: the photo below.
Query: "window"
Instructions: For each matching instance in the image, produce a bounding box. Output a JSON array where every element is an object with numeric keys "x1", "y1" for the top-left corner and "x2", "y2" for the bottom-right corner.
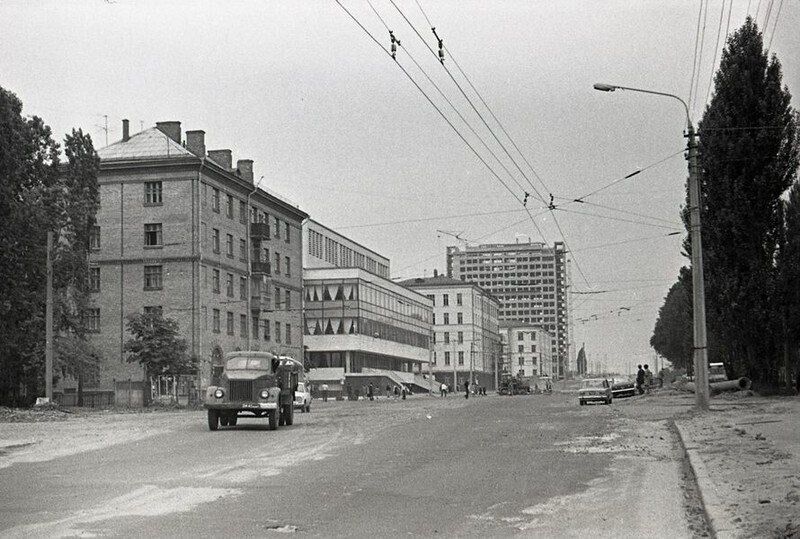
[
  {"x1": 226, "y1": 311, "x2": 234, "y2": 335},
  {"x1": 212, "y1": 269, "x2": 220, "y2": 293},
  {"x1": 144, "y1": 181, "x2": 163, "y2": 205},
  {"x1": 456, "y1": 293, "x2": 463, "y2": 306},
  {"x1": 212, "y1": 229, "x2": 220, "y2": 253},
  {"x1": 226, "y1": 234, "x2": 234, "y2": 258},
  {"x1": 212, "y1": 309, "x2": 220, "y2": 333},
  {"x1": 85, "y1": 308, "x2": 100, "y2": 332},
  {"x1": 531, "y1": 345, "x2": 537, "y2": 353},
  {"x1": 458, "y1": 351, "x2": 464, "y2": 365},
  {"x1": 212, "y1": 188, "x2": 220, "y2": 213},
  {"x1": 432, "y1": 352, "x2": 437, "y2": 365},
  {"x1": 240, "y1": 314, "x2": 248, "y2": 337},
  {"x1": 444, "y1": 332, "x2": 450, "y2": 344},
  {"x1": 286, "y1": 323, "x2": 291, "y2": 344},
  {"x1": 443, "y1": 294, "x2": 449, "y2": 306},
  {"x1": 457, "y1": 331, "x2": 463, "y2": 343},
  {"x1": 226, "y1": 194, "x2": 234, "y2": 219},
  {"x1": 444, "y1": 351, "x2": 451, "y2": 366},
  {"x1": 427, "y1": 294, "x2": 435, "y2": 306},
  {"x1": 239, "y1": 276, "x2": 247, "y2": 300},
  {"x1": 432, "y1": 333, "x2": 436, "y2": 344},
  {"x1": 275, "y1": 321, "x2": 281, "y2": 343},
  {"x1": 89, "y1": 226, "x2": 100, "y2": 250},
  {"x1": 285, "y1": 291, "x2": 291, "y2": 312},
  {"x1": 432, "y1": 314, "x2": 436, "y2": 324},
  {"x1": 144, "y1": 265, "x2": 163, "y2": 290},
  {"x1": 517, "y1": 332, "x2": 524, "y2": 341},
  {"x1": 274, "y1": 216, "x2": 280, "y2": 238},
  {"x1": 239, "y1": 201, "x2": 247, "y2": 224},
  {"x1": 285, "y1": 256, "x2": 291, "y2": 277},
  {"x1": 252, "y1": 316, "x2": 259, "y2": 338},
  {"x1": 519, "y1": 357, "x2": 525, "y2": 366},
  {"x1": 226, "y1": 273, "x2": 234, "y2": 297},
  {"x1": 285, "y1": 223, "x2": 290, "y2": 243},
  {"x1": 443, "y1": 313, "x2": 449, "y2": 325},
  {"x1": 144, "y1": 223, "x2": 162, "y2": 247},
  {"x1": 143, "y1": 305, "x2": 162, "y2": 316},
  {"x1": 89, "y1": 267, "x2": 100, "y2": 292},
  {"x1": 457, "y1": 312, "x2": 463, "y2": 324},
  {"x1": 263, "y1": 318, "x2": 271, "y2": 341},
  {"x1": 239, "y1": 238, "x2": 247, "y2": 261},
  {"x1": 274, "y1": 287, "x2": 281, "y2": 310},
  {"x1": 518, "y1": 345, "x2": 524, "y2": 353},
  {"x1": 274, "y1": 252, "x2": 280, "y2": 275}
]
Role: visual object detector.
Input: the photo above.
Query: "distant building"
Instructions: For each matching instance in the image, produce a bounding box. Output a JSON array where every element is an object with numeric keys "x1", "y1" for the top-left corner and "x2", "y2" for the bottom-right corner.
[
  {"x1": 399, "y1": 272, "x2": 501, "y2": 390},
  {"x1": 88, "y1": 120, "x2": 307, "y2": 404},
  {"x1": 499, "y1": 322, "x2": 555, "y2": 379},
  {"x1": 446, "y1": 241, "x2": 569, "y2": 378},
  {"x1": 303, "y1": 219, "x2": 389, "y2": 278}
]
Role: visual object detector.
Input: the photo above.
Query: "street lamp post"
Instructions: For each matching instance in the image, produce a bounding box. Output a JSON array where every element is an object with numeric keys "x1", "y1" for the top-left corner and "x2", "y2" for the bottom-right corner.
[{"x1": 593, "y1": 82, "x2": 710, "y2": 410}]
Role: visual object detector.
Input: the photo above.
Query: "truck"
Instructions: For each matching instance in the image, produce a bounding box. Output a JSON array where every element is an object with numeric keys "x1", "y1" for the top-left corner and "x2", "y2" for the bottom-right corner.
[{"x1": 204, "y1": 351, "x2": 303, "y2": 431}]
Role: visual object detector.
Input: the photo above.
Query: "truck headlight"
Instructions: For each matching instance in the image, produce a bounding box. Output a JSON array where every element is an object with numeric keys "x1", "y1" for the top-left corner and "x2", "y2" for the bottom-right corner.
[
  {"x1": 214, "y1": 388, "x2": 224, "y2": 399},
  {"x1": 260, "y1": 389, "x2": 270, "y2": 399}
]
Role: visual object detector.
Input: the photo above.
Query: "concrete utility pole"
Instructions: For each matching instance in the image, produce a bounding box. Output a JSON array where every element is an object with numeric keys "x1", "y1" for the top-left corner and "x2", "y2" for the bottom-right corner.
[
  {"x1": 45, "y1": 231, "x2": 54, "y2": 402},
  {"x1": 594, "y1": 82, "x2": 710, "y2": 410}
]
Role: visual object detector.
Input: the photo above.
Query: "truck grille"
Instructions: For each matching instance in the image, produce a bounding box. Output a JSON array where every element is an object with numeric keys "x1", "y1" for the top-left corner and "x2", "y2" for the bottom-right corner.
[{"x1": 228, "y1": 380, "x2": 253, "y2": 402}]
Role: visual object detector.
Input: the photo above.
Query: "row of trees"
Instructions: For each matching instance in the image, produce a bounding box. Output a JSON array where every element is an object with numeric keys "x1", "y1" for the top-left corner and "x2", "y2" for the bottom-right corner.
[
  {"x1": 0, "y1": 87, "x2": 194, "y2": 406},
  {"x1": 651, "y1": 19, "x2": 800, "y2": 391}
]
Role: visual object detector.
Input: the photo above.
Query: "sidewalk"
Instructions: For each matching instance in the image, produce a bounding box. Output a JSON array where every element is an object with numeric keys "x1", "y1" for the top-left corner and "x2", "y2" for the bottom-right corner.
[{"x1": 616, "y1": 389, "x2": 800, "y2": 538}]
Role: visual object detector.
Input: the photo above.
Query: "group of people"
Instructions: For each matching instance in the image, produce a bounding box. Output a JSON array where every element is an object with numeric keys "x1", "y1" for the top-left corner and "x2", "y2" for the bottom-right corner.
[
  {"x1": 355, "y1": 382, "x2": 406, "y2": 401},
  {"x1": 439, "y1": 381, "x2": 487, "y2": 398},
  {"x1": 635, "y1": 364, "x2": 654, "y2": 395}
]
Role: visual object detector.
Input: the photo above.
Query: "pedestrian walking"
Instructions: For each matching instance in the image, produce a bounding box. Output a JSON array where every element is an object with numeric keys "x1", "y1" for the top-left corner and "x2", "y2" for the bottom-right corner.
[
  {"x1": 321, "y1": 383, "x2": 329, "y2": 402},
  {"x1": 636, "y1": 365, "x2": 645, "y2": 395},
  {"x1": 401, "y1": 386, "x2": 407, "y2": 400},
  {"x1": 643, "y1": 364, "x2": 653, "y2": 394},
  {"x1": 368, "y1": 383, "x2": 374, "y2": 401},
  {"x1": 440, "y1": 382, "x2": 447, "y2": 397},
  {"x1": 464, "y1": 380, "x2": 470, "y2": 399},
  {"x1": 393, "y1": 385, "x2": 400, "y2": 399}
]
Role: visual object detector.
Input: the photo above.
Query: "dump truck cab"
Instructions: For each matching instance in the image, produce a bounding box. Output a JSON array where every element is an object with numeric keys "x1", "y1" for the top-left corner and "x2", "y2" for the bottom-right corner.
[{"x1": 204, "y1": 351, "x2": 302, "y2": 431}]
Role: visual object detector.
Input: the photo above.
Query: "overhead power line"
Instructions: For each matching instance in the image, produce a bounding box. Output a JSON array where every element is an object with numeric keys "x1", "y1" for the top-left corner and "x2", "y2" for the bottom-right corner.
[
  {"x1": 688, "y1": 0, "x2": 706, "y2": 112},
  {"x1": 336, "y1": 207, "x2": 529, "y2": 230},
  {"x1": 766, "y1": 0, "x2": 784, "y2": 52},
  {"x1": 554, "y1": 207, "x2": 683, "y2": 231},
  {"x1": 703, "y1": 0, "x2": 728, "y2": 107}
]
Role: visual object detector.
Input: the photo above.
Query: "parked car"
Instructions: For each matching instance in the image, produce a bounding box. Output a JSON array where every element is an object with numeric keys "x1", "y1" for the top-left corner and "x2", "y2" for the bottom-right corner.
[
  {"x1": 294, "y1": 381, "x2": 311, "y2": 412},
  {"x1": 611, "y1": 377, "x2": 636, "y2": 398},
  {"x1": 578, "y1": 378, "x2": 612, "y2": 405}
]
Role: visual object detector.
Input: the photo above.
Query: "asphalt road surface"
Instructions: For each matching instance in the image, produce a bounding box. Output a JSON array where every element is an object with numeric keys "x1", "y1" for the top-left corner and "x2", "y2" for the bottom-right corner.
[{"x1": 0, "y1": 393, "x2": 693, "y2": 537}]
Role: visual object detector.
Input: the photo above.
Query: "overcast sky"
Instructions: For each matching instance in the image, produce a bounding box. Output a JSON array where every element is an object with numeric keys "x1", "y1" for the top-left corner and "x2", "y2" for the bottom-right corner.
[{"x1": 3, "y1": 0, "x2": 799, "y2": 374}]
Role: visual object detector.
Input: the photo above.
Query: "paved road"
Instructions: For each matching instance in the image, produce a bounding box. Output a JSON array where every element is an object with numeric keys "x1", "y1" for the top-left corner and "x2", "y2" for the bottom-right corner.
[{"x1": 0, "y1": 393, "x2": 691, "y2": 537}]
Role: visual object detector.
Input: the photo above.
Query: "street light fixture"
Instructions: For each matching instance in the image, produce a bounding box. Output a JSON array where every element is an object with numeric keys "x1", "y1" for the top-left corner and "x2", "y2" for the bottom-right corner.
[{"x1": 593, "y1": 82, "x2": 710, "y2": 410}]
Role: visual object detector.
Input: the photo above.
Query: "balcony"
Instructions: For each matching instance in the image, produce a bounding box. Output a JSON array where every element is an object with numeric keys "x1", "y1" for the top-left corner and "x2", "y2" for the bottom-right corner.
[
  {"x1": 250, "y1": 222, "x2": 270, "y2": 240},
  {"x1": 251, "y1": 260, "x2": 271, "y2": 275},
  {"x1": 250, "y1": 293, "x2": 272, "y2": 313}
]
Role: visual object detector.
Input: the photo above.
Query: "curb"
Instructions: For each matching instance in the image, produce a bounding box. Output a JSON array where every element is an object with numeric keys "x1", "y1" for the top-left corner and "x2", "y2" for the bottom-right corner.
[{"x1": 673, "y1": 420, "x2": 738, "y2": 538}]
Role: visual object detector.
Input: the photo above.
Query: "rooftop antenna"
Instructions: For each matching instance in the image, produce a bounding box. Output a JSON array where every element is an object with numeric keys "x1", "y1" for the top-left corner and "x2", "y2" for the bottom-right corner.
[{"x1": 95, "y1": 114, "x2": 110, "y2": 146}]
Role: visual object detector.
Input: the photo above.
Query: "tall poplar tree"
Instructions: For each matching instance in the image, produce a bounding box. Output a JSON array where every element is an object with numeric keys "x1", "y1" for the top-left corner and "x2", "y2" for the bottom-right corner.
[{"x1": 693, "y1": 18, "x2": 799, "y2": 388}]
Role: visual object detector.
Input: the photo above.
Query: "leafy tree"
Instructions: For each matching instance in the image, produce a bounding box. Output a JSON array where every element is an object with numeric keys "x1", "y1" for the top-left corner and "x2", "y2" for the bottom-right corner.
[
  {"x1": 124, "y1": 313, "x2": 195, "y2": 404},
  {"x1": 683, "y1": 18, "x2": 799, "y2": 389},
  {"x1": 55, "y1": 333, "x2": 102, "y2": 406},
  {"x1": 650, "y1": 267, "x2": 693, "y2": 371},
  {"x1": 777, "y1": 178, "x2": 800, "y2": 389}
]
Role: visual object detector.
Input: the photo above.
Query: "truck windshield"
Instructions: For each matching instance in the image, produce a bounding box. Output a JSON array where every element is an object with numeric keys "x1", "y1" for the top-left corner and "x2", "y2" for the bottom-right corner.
[{"x1": 226, "y1": 357, "x2": 271, "y2": 371}]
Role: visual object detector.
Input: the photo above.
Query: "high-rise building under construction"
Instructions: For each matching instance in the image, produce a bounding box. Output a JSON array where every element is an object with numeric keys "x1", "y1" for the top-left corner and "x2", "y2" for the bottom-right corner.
[{"x1": 446, "y1": 241, "x2": 569, "y2": 378}]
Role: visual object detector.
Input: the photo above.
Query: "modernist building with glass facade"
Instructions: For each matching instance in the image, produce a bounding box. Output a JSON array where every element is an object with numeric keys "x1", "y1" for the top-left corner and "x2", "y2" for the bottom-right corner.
[
  {"x1": 447, "y1": 241, "x2": 569, "y2": 378},
  {"x1": 303, "y1": 219, "x2": 390, "y2": 278},
  {"x1": 303, "y1": 268, "x2": 432, "y2": 379},
  {"x1": 88, "y1": 120, "x2": 307, "y2": 402},
  {"x1": 499, "y1": 322, "x2": 555, "y2": 379},
  {"x1": 399, "y1": 273, "x2": 501, "y2": 390}
]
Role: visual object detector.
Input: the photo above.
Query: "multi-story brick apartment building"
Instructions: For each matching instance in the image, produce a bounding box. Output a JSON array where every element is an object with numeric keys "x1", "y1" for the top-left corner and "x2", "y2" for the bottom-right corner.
[
  {"x1": 446, "y1": 241, "x2": 569, "y2": 378},
  {"x1": 399, "y1": 272, "x2": 501, "y2": 390},
  {"x1": 89, "y1": 120, "x2": 307, "y2": 402},
  {"x1": 499, "y1": 322, "x2": 554, "y2": 379}
]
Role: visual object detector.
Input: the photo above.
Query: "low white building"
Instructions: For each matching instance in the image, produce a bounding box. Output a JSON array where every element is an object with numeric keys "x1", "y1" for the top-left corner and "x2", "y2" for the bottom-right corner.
[
  {"x1": 500, "y1": 322, "x2": 555, "y2": 379},
  {"x1": 399, "y1": 272, "x2": 501, "y2": 390}
]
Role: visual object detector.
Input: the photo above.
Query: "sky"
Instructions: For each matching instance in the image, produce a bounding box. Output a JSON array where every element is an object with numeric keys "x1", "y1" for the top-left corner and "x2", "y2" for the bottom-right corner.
[{"x1": 2, "y1": 0, "x2": 799, "y2": 375}]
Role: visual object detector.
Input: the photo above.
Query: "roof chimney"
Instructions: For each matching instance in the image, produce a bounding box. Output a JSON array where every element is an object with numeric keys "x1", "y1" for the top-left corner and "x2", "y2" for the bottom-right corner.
[
  {"x1": 237, "y1": 159, "x2": 254, "y2": 183},
  {"x1": 185, "y1": 130, "x2": 206, "y2": 157},
  {"x1": 208, "y1": 149, "x2": 232, "y2": 170},
  {"x1": 122, "y1": 119, "x2": 130, "y2": 142},
  {"x1": 155, "y1": 121, "x2": 181, "y2": 144}
]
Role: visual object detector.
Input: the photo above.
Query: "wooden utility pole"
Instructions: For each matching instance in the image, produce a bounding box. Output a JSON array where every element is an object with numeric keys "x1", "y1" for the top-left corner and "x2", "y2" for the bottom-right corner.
[{"x1": 45, "y1": 231, "x2": 54, "y2": 401}]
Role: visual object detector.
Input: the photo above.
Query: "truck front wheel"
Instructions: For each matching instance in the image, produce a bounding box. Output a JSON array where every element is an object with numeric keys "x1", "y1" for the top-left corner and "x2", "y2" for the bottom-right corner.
[
  {"x1": 267, "y1": 410, "x2": 278, "y2": 431},
  {"x1": 207, "y1": 409, "x2": 219, "y2": 431}
]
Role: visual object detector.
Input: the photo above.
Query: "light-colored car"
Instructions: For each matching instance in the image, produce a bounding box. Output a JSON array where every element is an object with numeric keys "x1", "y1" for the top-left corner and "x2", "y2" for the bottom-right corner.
[
  {"x1": 579, "y1": 378, "x2": 612, "y2": 406},
  {"x1": 611, "y1": 376, "x2": 636, "y2": 399},
  {"x1": 294, "y1": 381, "x2": 311, "y2": 413}
]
